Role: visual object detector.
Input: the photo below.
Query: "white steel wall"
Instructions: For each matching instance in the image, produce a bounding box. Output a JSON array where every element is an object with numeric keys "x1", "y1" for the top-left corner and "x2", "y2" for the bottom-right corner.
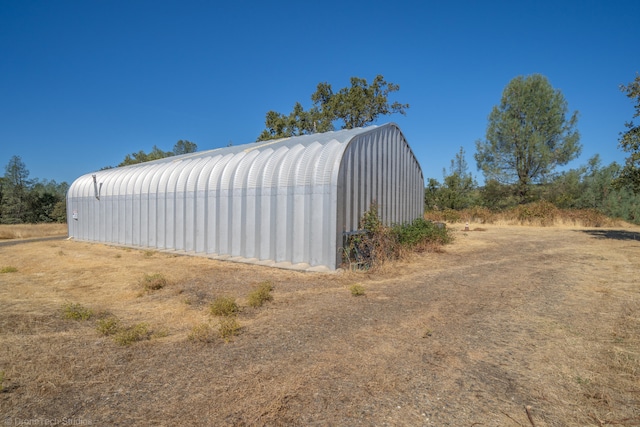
[
  {"x1": 335, "y1": 124, "x2": 424, "y2": 267},
  {"x1": 67, "y1": 123, "x2": 424, "y2": 270}
]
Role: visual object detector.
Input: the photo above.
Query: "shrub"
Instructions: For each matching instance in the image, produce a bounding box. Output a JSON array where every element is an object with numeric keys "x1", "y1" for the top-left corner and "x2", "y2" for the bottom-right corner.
[
  {"x1": 218, "y1": 317, "x2": 241, "y2": 341},
  {"x1": 141, "y1": 273, "x2": 168, "y2": 292},
  {"x1": 360, "y1": 203, "x2": 383, "y2": 234},
  {"x1": 96, "y1": 316, "x2": 152, "y2": 346},
  {"x1": 247, "y1": 282, "x2": 274, "y2": 308},
  {"x1": 506, "y1": 200, "x2": 558, "y2": 226},
  {"x1": 440, "y1": 209, "x2": 462, "y2": 223},
  {"x1": 350, "y1": 284, "x2": 365, "y2": 296},
  {"x1": 392, "y1": 218, "x2": 452, "y2": 249},
  {"x1": 0, "y1": 266, "x2": 18, "y2": 273},
  {"x1": 464, "y1": 206, "x2": 495, "y2": 224},
  {"x1": 565, "y1": 209, "x2": 610, "y2": 227},
  {"x1": 113, "y1": 323, "x2": 151, "y2": 346},
  {"x1": 210, "y1": 296, "x2": 239, "y2": 317},
  {"x1": 96, "y1": 316, "x2": 121, "y2": 336},
  {"x1": 61, "y1": 302, "x2": 93, "y2": 321},
  {"x1": 343, "y1": 206, "x2": 453, "y2": 270},
  {"x1": 188, "y1": 323, "x2": 217, "y2": 343}
]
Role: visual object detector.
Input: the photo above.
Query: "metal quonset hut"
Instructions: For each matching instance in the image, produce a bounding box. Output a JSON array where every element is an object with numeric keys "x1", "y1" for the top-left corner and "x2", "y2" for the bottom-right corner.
[{"x1": 67, "y1": 123, "x2": 424, "y2": 271}]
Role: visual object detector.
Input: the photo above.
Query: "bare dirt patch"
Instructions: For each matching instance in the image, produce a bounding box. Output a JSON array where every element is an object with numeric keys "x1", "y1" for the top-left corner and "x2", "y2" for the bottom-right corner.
[{"x1": 1, "y1": 224, "x2": 639, "y2": 426}]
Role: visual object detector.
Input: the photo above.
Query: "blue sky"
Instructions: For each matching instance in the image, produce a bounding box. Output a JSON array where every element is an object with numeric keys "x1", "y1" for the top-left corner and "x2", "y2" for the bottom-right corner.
[{"x1": 1, "y1": 0, "x2": 638, "y2": 186}]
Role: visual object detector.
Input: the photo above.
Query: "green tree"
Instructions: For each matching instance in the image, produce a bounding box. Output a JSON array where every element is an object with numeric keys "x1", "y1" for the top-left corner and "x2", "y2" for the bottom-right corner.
[
  {"x1": 25, "y1": 179, "x2": 68, "y2": 223},
  {"x1": 438, "y1": 147, "x2": 477, "y2": 210},
  {"x1": 172, "y1": 140, "x2": 198, "y2": 155},
  {"x1": 258, "y1": 75, "x2": 409, "y2": 141},
  {"x1": 478, "y1": 180, "x2": 518, "y2": 210},
  {"x1": 258, "y1": 103, "x2": 323, "y2": 141},
  {"x1": 115, "y1": 140, "x2": 198, "y2": 167},
  {"x1": 2, "y1": 155, "x2": 31, "y2": 223},
  {"x1": 0, "y1": 176, "x2": 6, "y2": 222},
  {"x1": 542, "y1": 155, "x2": 640, "y2": 224},
  {"x1": 614, "y1": 73, "x2": 640, "y2": 192},
  {"x1": 424, "y1": 148, "x2": 477, "y2": 210},
  {"x1": 475, "y1": 74, "x2": 581, "y2": 201},
  {"x1": 545, "y1": 165, "x2": 586, "y2": 208},
  {"x1": 118, "y1": 145, "x2": 171, "y2": 166},
  {"x1": 0, "y1": 157, "x2": 68, "y2": 224},
  {"x1": 424, "y1": 178, "x2": 441, "y2": 210},
  {"x1": 326, "y1": 75, "x2": 409, "y2": 129}
]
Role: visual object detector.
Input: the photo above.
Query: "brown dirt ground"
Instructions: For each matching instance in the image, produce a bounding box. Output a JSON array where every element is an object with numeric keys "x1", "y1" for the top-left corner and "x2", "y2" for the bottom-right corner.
[{"x1": 1, "y1": 223, "x2": 639, "y2": 426}]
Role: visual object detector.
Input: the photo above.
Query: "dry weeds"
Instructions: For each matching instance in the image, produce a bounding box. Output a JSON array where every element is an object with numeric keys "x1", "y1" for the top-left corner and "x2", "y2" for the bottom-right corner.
[
  {"x1": 1, "y1": 221, "x2": 639, "y2": 426},
  {"x1": 0, "y1": 223, "x2": 67, "y2": 240}
]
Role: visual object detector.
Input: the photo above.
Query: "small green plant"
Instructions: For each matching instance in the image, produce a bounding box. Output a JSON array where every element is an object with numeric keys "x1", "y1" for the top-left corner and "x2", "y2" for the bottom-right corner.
[
  {"x1": 247, "y1": 282, "x2": 274, "y2": 308},
  {"x1": 360, "y1": 203, "x2": 382, "y2": 234},
  {"x1": 61, "y1": 302, "x2": 93, "y2": 321},
  {"x1": 143, "y1": 250, "x2": 156, "y2": 257},
  {"x1": 113, "y1": 323, "x2": 151, "y2": 346},
  {"x1": 141, "y1": 273, "x2": 168, "y2": 292},
  {"x1": 96, "y1": 316, "x2": 121, "y2": 336},
  {"x1": 218, "y1": 317, "x2": 241, "y2": 341},
  {"x1": 350, "y1": 284, "x2": 365, "y2": 296},
  {"x1": 188, "y1": 323, "x2": 217, "y2": 343},
  {"x1": 0, "y1": 266, "x2": 18, "y2": 273},
  {"x1": 210, "y1": 296, "x2": 239, "y2": 317},
  {"x1": 575, "y1": 375, "x2": 591, "y2": 385}
]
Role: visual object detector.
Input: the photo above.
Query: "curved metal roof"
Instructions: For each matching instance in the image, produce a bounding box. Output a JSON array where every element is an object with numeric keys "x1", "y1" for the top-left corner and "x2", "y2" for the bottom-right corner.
[{"x1": 67, "y1": 123, "x2": 424, "y2": 270}]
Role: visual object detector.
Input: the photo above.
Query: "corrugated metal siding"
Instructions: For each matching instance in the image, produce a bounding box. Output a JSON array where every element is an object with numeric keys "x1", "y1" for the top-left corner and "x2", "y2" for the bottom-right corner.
[
  {"x1": 67, "y1": 123, "x2": 424, "y2": 270},
  {"x1": 334, "y1": 125, "x2": 424, "y2": 267}
]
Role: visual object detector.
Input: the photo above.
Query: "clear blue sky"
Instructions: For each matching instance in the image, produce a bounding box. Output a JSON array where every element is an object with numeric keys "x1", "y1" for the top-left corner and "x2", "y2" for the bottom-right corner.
[{"x1": 1, "y1": 0, "x2": 638, "y2": 186}]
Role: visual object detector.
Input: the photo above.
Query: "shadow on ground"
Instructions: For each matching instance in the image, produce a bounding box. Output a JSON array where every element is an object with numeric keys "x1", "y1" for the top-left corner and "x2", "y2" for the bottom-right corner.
[{"x1": 579, "y1": 229, "x2": 640, "y2": 241}]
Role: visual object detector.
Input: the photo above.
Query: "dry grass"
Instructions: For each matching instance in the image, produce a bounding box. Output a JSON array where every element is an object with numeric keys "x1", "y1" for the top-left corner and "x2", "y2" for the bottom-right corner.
[
  {"x1": 1, "y1": 222, "x2": 639, "y2": 425},
  {"x1": 187, "y1": 322, "x2": 217, "y2": 343},
  {"x1": 425, "y1": 203, "x2": 623, "y2": 228},
  {"x1": 217, "y1": 316, "x2": 241, "y2": 341},
  {"x1": 0, "y1": 223, "x2": 67, "y2": 240}
]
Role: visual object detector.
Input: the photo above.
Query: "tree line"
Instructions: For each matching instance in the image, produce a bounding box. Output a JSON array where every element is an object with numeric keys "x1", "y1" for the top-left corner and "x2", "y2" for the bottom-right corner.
[
  {"x1": 425, "y1": 73, "x2": 640, "y2": 224},
  {"x1": 1, "y1": 73, "x2": 639, "y2": 224},
  {"x1": 0, "y1": 140, "x2": 198, "y2": 225},
  {"x1": 0, "y1": 156, "x2": 68, "y2": 224}
]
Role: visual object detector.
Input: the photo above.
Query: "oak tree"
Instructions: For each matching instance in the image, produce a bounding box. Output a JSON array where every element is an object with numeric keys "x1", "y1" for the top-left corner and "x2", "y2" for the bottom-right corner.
[{"x1": 258, "y1": 75, "x2": 408, "y2": 141}]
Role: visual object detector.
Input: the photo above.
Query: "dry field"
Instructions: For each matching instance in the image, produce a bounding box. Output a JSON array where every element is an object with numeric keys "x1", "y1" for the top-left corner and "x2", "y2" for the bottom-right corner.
[
  {"x1": 0, "y1": 223, "x2": 67, "y2": 240},
  {"x1": 1, "y1": 222, "x2": 639, "y2": 426}
]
